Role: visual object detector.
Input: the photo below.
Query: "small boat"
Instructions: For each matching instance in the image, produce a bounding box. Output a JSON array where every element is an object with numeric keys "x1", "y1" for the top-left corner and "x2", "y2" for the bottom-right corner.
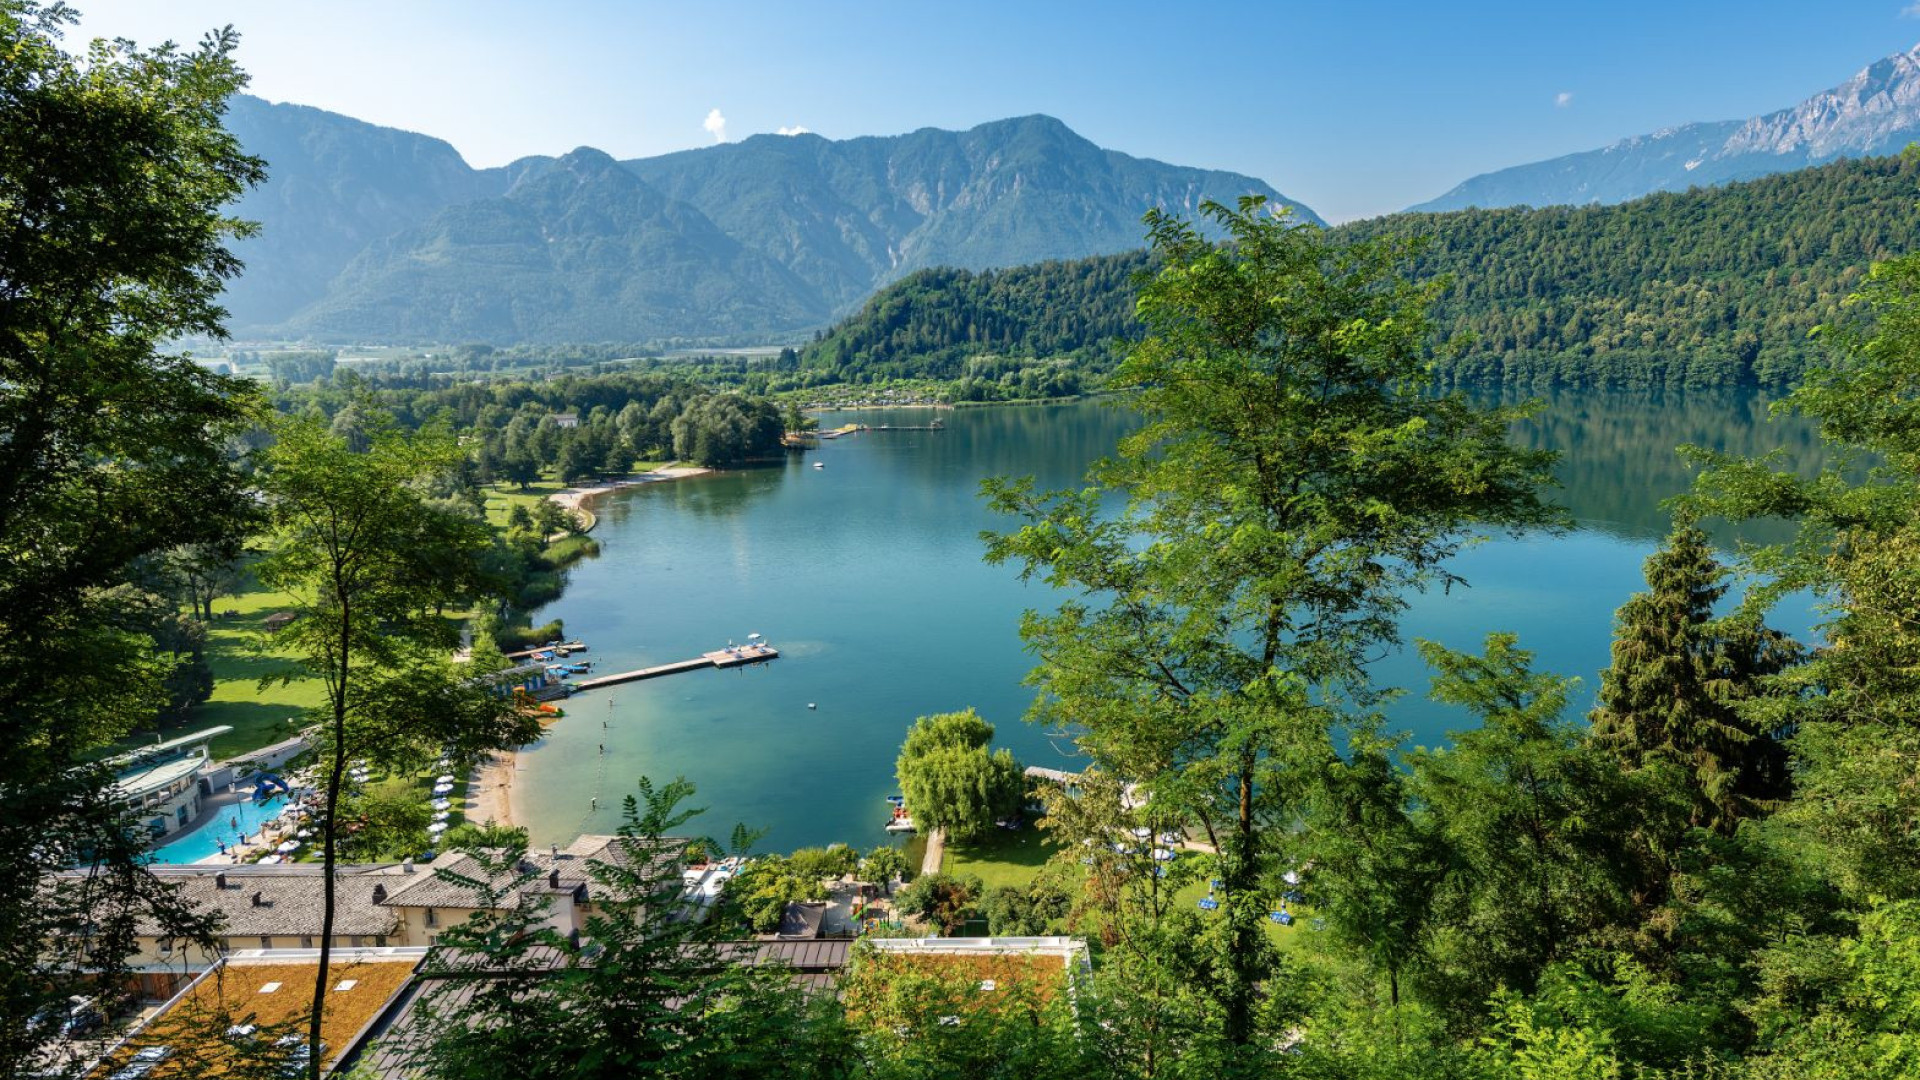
[
  {"x1": 813, "y1": 461, "x2": 824, "y2": 469},
  {"x1": 884, "y1": 814, "x2": 916, "y2": 833},
  {"x1": 884, "y1": 795, "x2": 905, "y2": 806}
]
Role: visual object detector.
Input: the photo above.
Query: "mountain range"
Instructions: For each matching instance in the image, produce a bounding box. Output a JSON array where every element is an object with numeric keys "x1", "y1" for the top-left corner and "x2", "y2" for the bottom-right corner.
[
  {"x1": 1413, "y1": 43, "x2": 1920, "y2": 212},
  {"x1": 218, "y1": 101, "x2": 1312, "y2": 343}
]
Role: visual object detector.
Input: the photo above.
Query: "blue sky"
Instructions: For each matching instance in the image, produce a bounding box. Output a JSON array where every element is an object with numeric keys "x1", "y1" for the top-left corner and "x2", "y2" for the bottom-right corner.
[{"x1": 71, "y1": 1, "x2": 1920, "y2": 221}]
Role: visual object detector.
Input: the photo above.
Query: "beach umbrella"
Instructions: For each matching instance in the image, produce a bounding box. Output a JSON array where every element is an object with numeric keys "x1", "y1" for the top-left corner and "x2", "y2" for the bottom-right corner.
[
  {"x1": 1282, "y1": 870, "x2": 1301, "y2": 886},
  {"x1": 427, "y1": 822, "x2": 448, "y2": 834},
  {"x1": 276, "y1": 840, "x2": 299, "y2": 853},
  {"x1": 432, "y1": 783, "x2": 454, "y2": 795},
  {"x1": 436, "y1": 774, "x2": 455, "y2": 784},
  {"x1": 1131, "y1": 826, "x2": 1152, "y2": 839},
  {"x1": 431, "y1": 799, "x2": 451, "y2": 811},
  {"x1": 432, "y1": 811, "x2": 450, "y2": 822},
  {"x1": 296, "y1": 829, "x2": 312, "y2": 838},
  {"x1": 1153, "y1": 848, "x2": 1176, "y2": 862}
]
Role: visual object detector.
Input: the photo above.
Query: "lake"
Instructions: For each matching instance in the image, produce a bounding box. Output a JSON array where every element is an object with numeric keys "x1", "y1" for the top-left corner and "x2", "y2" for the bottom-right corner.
[{"x1": 510, "y1": 390, "x2": 1827, "y2": 853}]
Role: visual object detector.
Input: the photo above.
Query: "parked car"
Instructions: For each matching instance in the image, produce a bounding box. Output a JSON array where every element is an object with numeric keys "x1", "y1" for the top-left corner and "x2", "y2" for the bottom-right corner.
[{"x1": 58, "y1": 996, "x2": 103, "y2": 1038}]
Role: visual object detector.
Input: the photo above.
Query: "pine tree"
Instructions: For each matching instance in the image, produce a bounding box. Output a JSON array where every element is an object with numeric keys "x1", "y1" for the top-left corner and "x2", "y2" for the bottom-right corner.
[{"x1": 1589, "y1": 517, "x2": 1800, "y2": 831}]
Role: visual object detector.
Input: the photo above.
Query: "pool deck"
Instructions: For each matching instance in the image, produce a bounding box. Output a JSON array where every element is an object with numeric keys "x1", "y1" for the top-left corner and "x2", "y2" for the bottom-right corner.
[{"x1": 149, "y1": 787, "x2": 280, "y2": 864}]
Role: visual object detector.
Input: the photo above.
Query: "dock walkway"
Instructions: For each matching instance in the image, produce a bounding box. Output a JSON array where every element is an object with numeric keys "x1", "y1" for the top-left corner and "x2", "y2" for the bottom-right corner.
[{"x1": 570, "y1": 644, "x2": 779, "y2": 692}]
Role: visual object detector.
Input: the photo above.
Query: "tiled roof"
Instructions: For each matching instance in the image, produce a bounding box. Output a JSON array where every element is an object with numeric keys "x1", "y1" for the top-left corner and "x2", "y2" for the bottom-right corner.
[
  {"x1": 65, "y1": 863, "x2": 415, "y2": 938},
  {"x1": 375, "y1": 835, "x2": 650, "y2": 911}
]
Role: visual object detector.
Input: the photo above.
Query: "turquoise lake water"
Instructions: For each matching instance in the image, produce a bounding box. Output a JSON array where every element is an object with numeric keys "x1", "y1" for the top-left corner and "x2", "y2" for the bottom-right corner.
[{"x1": 511, "y1": 390, "x2": 1827, "y2": 853}]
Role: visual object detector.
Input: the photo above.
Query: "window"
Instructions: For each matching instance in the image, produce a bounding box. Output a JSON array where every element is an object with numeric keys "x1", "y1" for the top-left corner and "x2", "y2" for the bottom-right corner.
[
  {"x1": 259, "y1": 936, "x2": 271, "y2": 950},
  {"x1": 424, "y1": 908, "x2": 437, "y2": 928},
  {"x1": 300, "y1": 936, "x2": 313, "y2": 949}
]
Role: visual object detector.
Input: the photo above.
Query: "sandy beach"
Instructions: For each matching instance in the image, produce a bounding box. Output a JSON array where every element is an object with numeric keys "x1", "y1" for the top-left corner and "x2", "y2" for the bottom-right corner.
[
  {"x1": 549, "y1": 465, "x2": 711, "y2": 533},
  {"x1": 468, "y1": 749, "x2": 519, "y2": 829}
]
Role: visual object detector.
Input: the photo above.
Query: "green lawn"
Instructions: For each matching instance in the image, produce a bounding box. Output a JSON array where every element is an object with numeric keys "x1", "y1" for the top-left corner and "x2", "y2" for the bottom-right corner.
[
  {"x1": 941, "y1": 825, "x2": 1060, "y2": 889},
  {"x1": 479, "y1": 461, "x2": 674, "y2": 529},
  {"x1": 107, "y1": 571, "x2": 327, "y2": 762},
  {"x1": 1169, "y1": 868, "x2": 1308, "y2": 949},
  {"x1": 480, "y1": 480, "x2": 569, "y2": 527}
]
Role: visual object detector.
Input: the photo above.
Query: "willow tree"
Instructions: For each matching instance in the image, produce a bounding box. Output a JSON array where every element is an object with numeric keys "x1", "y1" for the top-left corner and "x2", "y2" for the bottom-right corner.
[
  {"x1": 983, "y1": 197, "x2": 1560, "y2": 1052},
  {"x1": 258, "y1": 414, "x2": 540, "y2": 1080}
]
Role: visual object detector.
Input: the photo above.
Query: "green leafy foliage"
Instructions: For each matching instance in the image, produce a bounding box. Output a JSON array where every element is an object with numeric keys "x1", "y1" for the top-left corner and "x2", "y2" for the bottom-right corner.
[
  {"x1": 396, "y1": 778, "x2": 849, "y2": 1080},
  {"x1": 895, "y1": 709, "x2": 1026, "y2": 842},
  {"x1": 984, "y1": 196, "x2": 1560, "y2": 1052},
  {"x1": 0, "y1": 5, "x2": 260, "y2": 1072}
]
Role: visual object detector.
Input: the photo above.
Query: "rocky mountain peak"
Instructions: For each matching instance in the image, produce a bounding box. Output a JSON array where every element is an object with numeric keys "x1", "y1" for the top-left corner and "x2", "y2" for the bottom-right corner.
[{"x1": 1720, "y1": 42, "x2": 1920, "y2": 159}]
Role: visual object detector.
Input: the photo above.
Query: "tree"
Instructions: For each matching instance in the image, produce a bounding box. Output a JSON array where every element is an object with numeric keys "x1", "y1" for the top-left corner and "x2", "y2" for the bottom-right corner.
[
  {"x1": 859, "y1": 845, "x2": 912, "y2": 893},
  {"x1": 1589, "y1": 515, "x2": 1800, "y2": 832},
  {"x1": 781, "y1": 399, "x2": 818, "y2": 434},
  {"x1": 0, "y1": 6, "x2": 262, "y2": 1072},
  {"x1": 1687, "y1": 252, "x2": 1920, "y2": 902},
  {"x1": 1303, "y1": 724, "x2": 1445, "y2": 1010},
  {"x1": 1410, "y1": 634, "x2": 1644, "y2": 1011},
  {"x1": 257, "y1": 414, "x2": 540, "y2": 1079},
  {"x1": 895, "y1": 709, "x2": 1025, "y2": 842},
  {"x1": 983, "y1": 197, "x2": 1559, "y2": 1049},
  {"x1": 670, "y1": 393, "x2": 783, "y2": 467},
  {"x1": 339, "y1": 778, "x2": 433, "y2": 862},
  {"x1": 724, "y1": 856, "x2": 816, "y2": 934},
  {"x1": 894, "y1": 872, "x2": 983, "y2": 934},
  {"x1": 400, "y1": 778, "x2": 845, "y2": 1080}
]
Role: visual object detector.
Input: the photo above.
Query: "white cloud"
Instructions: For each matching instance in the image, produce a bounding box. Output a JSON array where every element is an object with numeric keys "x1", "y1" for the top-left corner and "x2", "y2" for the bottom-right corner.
[
  {"x1": 1904, "y1": 2, "x2": 1920, "y2": 17},
  {"x1": 1555, "y1": 91, "x2": 1574, "y2": 108},
  {"x1": 703, "y1": 108, "x2": 729, "y2": 143},
  {"x1": 777, "y1": 125, "x2": 812, "y2": 136}
]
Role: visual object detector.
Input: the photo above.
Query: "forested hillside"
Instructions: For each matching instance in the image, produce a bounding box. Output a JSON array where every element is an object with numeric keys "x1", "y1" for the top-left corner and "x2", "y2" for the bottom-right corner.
[
  {"x1": 798, "y1": 252, "x2": 1149, "y2": 394},
  {"x1": 802, "y1": 151, "x2": 1920, "y2": 391}
]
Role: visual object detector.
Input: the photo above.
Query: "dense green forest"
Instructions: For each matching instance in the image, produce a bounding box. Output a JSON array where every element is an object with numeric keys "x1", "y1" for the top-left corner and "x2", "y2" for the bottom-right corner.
[{"x1": 801, "y1": 151, "x2": 1920, "y2": 392}]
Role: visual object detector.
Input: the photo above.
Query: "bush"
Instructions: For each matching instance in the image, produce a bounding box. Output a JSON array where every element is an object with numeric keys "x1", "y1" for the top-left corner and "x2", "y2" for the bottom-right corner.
[{"x1": 894, "y1": 872, "x2": 983, "y2": 933}]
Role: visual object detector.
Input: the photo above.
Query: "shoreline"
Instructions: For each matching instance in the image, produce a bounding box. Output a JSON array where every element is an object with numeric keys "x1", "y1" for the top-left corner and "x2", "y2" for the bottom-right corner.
[
  {"x1": 484, "y1": 466, "x2": 712, "y2": 830},
  {"x1": 548, "y1": 464, "x2": 711, "y2": 533},
  {"x1": 468, "y1": 749, "x2": 518, "y2": 830}
]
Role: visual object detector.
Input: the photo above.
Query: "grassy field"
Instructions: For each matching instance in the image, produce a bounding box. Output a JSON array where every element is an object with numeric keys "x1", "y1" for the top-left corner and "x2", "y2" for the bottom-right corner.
[
  {"x1": 480, "y1": 480, "x2": 570, "y2": 527},
  {"x1": 158, "y1": 572, "x2": 325, "y2": 761},
  {"x1": 478, "y1": 462, "x2": 673, "y2": 530},
  {"x1": 940, "y1": 825, "x2": 1060, "y2": 889}
]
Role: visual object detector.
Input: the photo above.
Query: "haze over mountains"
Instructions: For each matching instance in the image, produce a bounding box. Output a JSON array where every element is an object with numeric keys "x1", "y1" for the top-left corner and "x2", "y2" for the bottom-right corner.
[
  {"x1": 219, "y1": 99, "x2": 1311, "y2": 343},
  {"x1": 1413, "y1": 43, "x2": 1920, "y2": 212}
]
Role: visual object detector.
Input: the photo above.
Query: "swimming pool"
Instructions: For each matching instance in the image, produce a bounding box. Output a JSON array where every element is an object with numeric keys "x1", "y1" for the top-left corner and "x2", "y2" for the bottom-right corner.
[{"x1": 147, "y1": 795, "x2": 287, "y2": 865}]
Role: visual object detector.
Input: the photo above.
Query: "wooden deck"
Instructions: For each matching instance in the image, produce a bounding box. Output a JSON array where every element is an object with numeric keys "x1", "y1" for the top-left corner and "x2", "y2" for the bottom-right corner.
[{"x1": 569, "y1": 643, "x2": 779, "y2": 691}]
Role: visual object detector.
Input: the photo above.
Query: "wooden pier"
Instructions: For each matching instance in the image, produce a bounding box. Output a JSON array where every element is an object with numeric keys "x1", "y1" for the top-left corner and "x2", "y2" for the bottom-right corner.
[
  {"x1": 502, "y1": 640, "x2": 587, "y2": 660},
  {"x1": 814, "y1": 422, "x2": 944, "y2": 440},
  {"x1": 569, "y1": 643, "x2": 779, "y2": 691}
]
